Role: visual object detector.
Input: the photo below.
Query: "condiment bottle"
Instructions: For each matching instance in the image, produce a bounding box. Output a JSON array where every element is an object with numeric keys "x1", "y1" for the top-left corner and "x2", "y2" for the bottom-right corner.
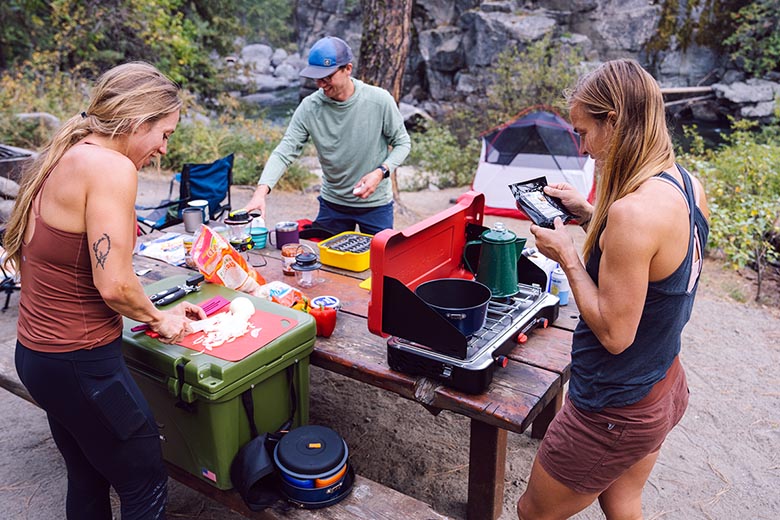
[{"x1": 550, "y1": 265, "x2": 570, "y2": 306}]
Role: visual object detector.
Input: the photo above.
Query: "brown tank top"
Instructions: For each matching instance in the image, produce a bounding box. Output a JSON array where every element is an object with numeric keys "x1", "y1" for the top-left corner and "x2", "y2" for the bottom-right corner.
[{"x1": 17, "y1": 194, "x2": 122, "y2": 352}]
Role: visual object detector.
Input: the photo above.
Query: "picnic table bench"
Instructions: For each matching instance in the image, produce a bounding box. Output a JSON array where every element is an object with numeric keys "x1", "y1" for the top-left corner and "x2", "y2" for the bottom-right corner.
[{"x1": 0, "y1": 234, "x2": 576, "y2": 520}]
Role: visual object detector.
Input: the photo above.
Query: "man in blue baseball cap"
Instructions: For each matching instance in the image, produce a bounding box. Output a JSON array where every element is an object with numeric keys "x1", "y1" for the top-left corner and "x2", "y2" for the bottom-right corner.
[{"x1": 245, "y1": 36, "x2": 411, "y2": 236}]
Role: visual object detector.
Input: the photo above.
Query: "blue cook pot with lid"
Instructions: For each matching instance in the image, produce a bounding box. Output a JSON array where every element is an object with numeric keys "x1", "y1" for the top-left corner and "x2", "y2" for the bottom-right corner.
[{"x1": 273, "y1": 425, "x2": 353, "y2": 508}]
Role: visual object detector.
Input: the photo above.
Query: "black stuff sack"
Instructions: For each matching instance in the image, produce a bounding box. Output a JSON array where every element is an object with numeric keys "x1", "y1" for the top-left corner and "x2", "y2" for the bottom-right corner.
[
  {"x1": 229, "y1": 433, "x2": 283, "y2": 511},
  {"x1": 509, "y1": 176, "x2": 576, "y2": 229}
]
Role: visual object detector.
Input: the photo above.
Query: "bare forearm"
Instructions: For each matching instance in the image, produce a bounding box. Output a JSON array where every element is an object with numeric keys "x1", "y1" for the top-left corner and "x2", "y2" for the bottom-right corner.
[{"x1": 100, "y1": 279, "x2": 164, "y2": 328}]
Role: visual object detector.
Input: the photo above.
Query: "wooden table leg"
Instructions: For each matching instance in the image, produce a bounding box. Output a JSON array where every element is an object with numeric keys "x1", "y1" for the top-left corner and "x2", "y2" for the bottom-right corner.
[
  {"x1": 531, "y1": 389, "x2": 564, "y2": 439},
  {"x1": 467, "y1": 419, "x2": 507, "y2": 520}
]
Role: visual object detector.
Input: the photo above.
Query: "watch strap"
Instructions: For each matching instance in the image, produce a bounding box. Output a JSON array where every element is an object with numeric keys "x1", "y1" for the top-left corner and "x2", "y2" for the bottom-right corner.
[{"x1": 378, "y1": 165, "x2": 390, "y2": 179}]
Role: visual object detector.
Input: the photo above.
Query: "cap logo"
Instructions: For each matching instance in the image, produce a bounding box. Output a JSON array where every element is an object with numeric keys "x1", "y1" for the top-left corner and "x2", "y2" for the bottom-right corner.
[{"x1": 322, "y1": 58, "x2": 332, "y2": 66}]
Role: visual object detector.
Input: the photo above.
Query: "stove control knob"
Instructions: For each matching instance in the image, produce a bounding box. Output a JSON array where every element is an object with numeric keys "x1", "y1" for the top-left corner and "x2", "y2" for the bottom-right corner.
[
  {"x1": 441, "y1": 365, "x2": 452, "y2": 379},
  {"x1": 496, "y1": 355, "x2": 509, "y2": 368}
]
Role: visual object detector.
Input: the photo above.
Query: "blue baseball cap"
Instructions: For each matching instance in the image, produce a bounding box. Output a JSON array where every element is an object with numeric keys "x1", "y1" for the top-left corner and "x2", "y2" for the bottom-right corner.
[{"x1": 300, "y1": 37, "x2": 354, "y2": 79}]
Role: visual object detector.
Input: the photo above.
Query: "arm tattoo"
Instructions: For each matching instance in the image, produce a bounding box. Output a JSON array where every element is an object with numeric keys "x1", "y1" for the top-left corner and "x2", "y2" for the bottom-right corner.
[{"x1": 92, "y1": 233, "x2": 111, "y2": 269}]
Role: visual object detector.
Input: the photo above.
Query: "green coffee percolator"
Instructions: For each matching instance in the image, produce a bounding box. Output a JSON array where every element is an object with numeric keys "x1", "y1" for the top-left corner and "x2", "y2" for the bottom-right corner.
[{"x1": 463, "y1": 222, "x2": 527, "y2": 298}]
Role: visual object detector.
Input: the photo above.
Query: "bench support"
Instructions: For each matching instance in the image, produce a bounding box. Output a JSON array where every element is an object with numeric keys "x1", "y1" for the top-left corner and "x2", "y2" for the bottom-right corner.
[
  {"x1": 467, "y1": 419, "x2": 507, "y2": 520},
  {"x1": 531, "y1": 389, "x2": 564, "y2": 439}
]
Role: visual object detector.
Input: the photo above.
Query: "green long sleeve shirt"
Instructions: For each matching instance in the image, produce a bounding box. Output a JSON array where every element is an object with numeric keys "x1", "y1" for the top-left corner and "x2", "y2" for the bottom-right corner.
[{"x1": 258, "y1": 78, "x2": 411, "y2": 207}]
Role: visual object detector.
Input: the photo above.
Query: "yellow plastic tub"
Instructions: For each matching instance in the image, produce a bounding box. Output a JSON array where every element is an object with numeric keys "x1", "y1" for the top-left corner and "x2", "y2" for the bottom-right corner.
[{"x1": 317, "y1": 231, "x2": 372, "y2": 272}]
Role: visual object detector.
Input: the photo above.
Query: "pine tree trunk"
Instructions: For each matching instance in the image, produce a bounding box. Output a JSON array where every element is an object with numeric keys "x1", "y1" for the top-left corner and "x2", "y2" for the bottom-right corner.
[{"x1": 357, "y1": 0, "x2": 413, "y2": 211}]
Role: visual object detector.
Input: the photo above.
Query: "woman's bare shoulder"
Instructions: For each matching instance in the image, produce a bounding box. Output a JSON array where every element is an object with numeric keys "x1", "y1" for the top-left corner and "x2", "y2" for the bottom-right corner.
[{"x1": 59, "y1": 143, "x2": 136, "y2": 184}]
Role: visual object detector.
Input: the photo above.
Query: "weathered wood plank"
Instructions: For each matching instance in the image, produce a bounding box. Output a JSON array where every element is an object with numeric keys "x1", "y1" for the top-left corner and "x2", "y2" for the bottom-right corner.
[
  {"x1": 315, "y1": 312, "x2": 563, "y2": 435},
  {"x1": 254, "y1": 239, "x2": 371, "y2": 281},
  {"x1": 256, "y1": 256, "x2": 369, "y2": 318},
  {"x1": 551, "y1": 298, "x2": 580, "y2": 332},
  {"x1": 167, "y1": 463, "x2": 451, "y2": 520},
  {"x1": 467, "y1": 421, "x2": 507, "y2": 520},
  {"x1": 508, "y1": 326, "x2": 572, "y2": 379}
]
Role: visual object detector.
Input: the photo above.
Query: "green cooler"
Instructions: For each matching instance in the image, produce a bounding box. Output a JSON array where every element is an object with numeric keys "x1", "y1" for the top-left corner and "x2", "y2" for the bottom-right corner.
[{"x1": 122, "y1": 275, "x2": 315, "y2": 490}]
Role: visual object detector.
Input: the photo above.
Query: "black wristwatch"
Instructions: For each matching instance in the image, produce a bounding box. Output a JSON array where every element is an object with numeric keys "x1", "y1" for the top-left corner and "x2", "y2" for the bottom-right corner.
[{"x1": 378, "y1": 164, "x2": 390, "y2": 179}]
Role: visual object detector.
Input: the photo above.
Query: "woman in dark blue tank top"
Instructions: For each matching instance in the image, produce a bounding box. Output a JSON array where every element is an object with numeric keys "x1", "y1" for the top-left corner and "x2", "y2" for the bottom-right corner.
[{"x1": 517, "y1": 59, "x2": 710, "y2": 519}]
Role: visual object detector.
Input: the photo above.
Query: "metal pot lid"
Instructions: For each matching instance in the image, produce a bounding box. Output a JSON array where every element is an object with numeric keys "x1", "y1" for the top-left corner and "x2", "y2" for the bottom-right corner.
[
  {"x1": 275, "y1": 425, "x2": 347, "y2": 476},
  {"x1": 481, "y1": 221, "x2": 517, "y2": 243},
  {"x1": 292, "y1": 252, "x2": 322, "y2": 271}
]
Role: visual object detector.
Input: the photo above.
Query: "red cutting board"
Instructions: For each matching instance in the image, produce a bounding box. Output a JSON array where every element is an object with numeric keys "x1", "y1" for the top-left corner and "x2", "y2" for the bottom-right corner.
[{"x1": 177, "y1": 309, "x2": 298, "y2": 362}]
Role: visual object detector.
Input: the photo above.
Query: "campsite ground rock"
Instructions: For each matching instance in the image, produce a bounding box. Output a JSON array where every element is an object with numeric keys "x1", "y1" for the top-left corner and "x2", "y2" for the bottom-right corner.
[{"x1": 1, "y1": 170, "x2": 779, "y2": 519}]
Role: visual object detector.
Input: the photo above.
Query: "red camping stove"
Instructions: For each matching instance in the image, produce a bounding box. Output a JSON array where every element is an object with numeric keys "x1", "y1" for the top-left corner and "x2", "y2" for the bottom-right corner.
[{"x1": 367, "y1": 191, "x2": 560, "y2": 394}]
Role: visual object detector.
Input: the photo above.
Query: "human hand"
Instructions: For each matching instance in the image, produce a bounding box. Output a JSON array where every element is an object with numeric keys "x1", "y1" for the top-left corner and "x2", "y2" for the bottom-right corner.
[
  {"x1": 529, "y1": 217, "x2": 577, "y2": 267},
  {"x1": 152, "y1": 303, "x2": 207, "y2": 343},
  {"x1": 352, "y1": 169, "x2": 384, "y2": 199},
  {"x1": 544, "y1": 183, "x2": 593, "y2": 223},
  {"x1": 245, "y1": 185, "x2": 270, "y2": 218}
]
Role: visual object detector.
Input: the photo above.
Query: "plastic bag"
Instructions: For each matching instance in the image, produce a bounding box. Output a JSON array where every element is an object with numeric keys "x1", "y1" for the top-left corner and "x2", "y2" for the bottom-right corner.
[
  {"x1": 190, "y1": 225, "x2": 266, "y2": 296},
  {"x1": 508, "y1": 176, "x2": 576, "y2": 229},
  {"x1": 257, "y1": 281, "x2": 310, "y2": 312},
  {"x1": 136, "y1": 232, "x2": 187, "y2": 266}
]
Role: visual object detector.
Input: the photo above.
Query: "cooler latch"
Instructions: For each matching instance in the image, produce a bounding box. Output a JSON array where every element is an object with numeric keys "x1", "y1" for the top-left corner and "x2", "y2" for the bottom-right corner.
[{"x1": 175, "y1": 361, "x2": 197, "y2": 413}]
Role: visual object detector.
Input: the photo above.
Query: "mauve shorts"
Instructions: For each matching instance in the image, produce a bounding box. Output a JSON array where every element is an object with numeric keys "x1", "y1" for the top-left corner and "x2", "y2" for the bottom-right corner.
[{"x1": 537, "y1": 357, "x2": 688, "y2": 494}]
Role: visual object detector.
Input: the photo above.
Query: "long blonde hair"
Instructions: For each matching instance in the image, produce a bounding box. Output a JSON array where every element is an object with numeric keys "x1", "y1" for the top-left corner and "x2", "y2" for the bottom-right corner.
[
  {"x1": 569, "y1": 59, "x2": 675, "y2": 261},
  {"x1": 3, "y1": 62, "x2": 180, "y2": 271}
]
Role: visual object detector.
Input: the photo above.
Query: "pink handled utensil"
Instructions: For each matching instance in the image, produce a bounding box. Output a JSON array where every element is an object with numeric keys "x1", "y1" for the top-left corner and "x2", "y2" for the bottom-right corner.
[{"x1": 131, "y1": 295, "x2": 232, "y2": 333}]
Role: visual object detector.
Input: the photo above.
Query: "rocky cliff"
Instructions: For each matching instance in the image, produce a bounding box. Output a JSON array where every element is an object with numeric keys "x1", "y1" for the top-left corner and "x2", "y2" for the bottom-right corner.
[{"x1": 235, "y1": 0, "x2": 778, "y2": 122}]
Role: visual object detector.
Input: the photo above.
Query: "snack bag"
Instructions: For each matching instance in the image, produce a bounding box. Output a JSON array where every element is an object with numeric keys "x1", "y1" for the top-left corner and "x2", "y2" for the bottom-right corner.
[
  {"x1": 190, "y1": 225, "x2": 266, "y2": 296},
  {"x1": 257, "y1": 281, "x2": 310, "y2": 312}
]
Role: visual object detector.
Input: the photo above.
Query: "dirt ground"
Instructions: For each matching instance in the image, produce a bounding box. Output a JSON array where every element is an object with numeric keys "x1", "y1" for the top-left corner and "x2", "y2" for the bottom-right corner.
[{"x1": 1, "y1": 171, "x2": 779, "y2": 519}]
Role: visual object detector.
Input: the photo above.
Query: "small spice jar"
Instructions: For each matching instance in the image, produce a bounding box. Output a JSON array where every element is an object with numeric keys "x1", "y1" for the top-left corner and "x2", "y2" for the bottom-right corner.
[{"x1": 281, "y1": 243, "x2": 300, "y2": 276}]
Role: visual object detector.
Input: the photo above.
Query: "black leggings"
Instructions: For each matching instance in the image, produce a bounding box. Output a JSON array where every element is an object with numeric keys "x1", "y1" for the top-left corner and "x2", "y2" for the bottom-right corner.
[{"x1": 15, "y1": 337, "x2": 167, "y2": 519}]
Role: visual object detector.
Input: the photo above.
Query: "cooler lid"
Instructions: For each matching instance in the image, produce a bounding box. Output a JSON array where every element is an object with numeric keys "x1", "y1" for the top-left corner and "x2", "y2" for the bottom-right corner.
[
  {"x1": 122, "y1": 276, "x2": 315, "y2": 400},
  {"x1": 367, "y1": 191, "x2": 485, "y2": 337}
]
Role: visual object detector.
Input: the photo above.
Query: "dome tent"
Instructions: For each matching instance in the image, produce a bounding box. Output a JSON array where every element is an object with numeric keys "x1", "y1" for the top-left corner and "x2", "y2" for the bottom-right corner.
[{"x1": 471, "y1": 108, "x2": 595, "y2": 219}]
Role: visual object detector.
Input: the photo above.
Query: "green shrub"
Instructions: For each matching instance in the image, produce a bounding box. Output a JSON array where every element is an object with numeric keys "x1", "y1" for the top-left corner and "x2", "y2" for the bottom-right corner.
[
  {"x1": 486, "y1": 34, "x2": 583, "y2": 123},
  {"x1": 724, "y1": 0, "x2": 780, "y2": 77},
  {"x1": 680, "y1": 118, "x2": 780, "y2": 301},
  {"x1": 0, "y1": 69, "x2": 315, "y2": 192},
  {"x1": 407, "y1": 121, "x2": 481, "y2": 189},
  {"x1": 166, "y1": 99, "x2": 315, "y2": 190},
  {"x1": 0, "y1": 66, "x2": 86, "y2": 149}
]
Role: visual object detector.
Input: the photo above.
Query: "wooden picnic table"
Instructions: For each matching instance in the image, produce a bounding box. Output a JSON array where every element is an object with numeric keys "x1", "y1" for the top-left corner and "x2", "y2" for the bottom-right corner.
[
  {"x1": 128, "y1": 232, "x2": 577, "y2": 520},
  {"x1": 0, "y1": 226, "x2": 576, "y2": 520}
]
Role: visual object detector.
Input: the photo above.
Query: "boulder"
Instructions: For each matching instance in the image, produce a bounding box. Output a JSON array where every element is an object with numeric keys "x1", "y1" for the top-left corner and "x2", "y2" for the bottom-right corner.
[
  {"x1": 241, "y1": 44, "x2": 274, "y2": 75},
  {"x1": 712, "y1": 79, "x2": 779, "y2": 104},
  {"x1": 459, "y1": 9, "x2": 556, "y2": 68},
  {"x1": 418, "y1": 26, "x2": 465, "y2": 73}
]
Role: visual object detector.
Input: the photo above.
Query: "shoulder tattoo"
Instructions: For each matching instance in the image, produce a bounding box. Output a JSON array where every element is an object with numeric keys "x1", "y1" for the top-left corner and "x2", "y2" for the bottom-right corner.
[{"x1": 92, "y1": 233, "x2": 111, "y2": 269}]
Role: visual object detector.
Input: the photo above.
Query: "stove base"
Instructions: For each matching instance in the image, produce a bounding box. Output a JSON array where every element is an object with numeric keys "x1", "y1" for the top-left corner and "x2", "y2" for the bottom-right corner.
[{"x1": 387, "y1": 339, "x2": 514, "y2": 394}]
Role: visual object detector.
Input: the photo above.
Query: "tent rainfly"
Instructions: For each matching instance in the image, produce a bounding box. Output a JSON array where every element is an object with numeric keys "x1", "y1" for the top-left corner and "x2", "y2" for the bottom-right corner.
[{"x1": 471, "y1": 110, "x2": 595, "y2": 219}]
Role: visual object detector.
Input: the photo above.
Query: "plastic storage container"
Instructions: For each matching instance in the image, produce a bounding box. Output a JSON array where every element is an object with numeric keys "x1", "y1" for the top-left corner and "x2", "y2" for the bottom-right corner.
[
  {"x1": 318, "y1": 231, "x2": 372, "y2": 272},
  {"x1": 122, "y1": 276, "x2": 316, "y2": 490}
]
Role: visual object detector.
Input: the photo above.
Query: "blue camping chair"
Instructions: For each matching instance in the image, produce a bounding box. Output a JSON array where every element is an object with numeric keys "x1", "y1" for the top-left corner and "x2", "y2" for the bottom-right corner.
[{"x1": 136, "y1": 153, "x2": 234, "y2": 233}]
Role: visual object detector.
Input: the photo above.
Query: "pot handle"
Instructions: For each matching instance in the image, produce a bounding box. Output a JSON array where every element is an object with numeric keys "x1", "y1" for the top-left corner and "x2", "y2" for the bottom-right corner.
[
  {"x1": 463, "y1": 239, "x2": 481, "y2": 274},
  {"x1": 445, "y1": 312, "x2": 467, "y2": 320}
]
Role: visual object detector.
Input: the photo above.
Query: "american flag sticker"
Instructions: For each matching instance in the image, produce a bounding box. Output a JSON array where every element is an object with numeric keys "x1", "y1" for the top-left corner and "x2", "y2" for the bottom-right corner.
[{"x1": 201, "y1": 468, "x2": 217, "y2": 482}]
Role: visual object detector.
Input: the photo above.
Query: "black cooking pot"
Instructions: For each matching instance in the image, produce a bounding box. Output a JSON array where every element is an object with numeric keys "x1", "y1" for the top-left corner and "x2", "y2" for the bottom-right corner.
[
  {"x1": 273, "y1": 425, "x2": 353, "y2": 509},
  {"x1": 415, "y1": 278, "x2": 491, "y2": 336}
]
